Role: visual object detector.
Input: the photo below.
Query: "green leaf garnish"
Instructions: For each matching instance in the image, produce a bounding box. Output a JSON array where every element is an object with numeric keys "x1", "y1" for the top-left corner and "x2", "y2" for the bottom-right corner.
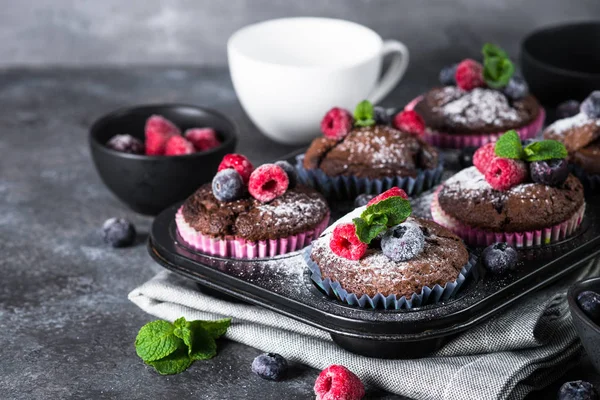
[
  {"x1": 135, "y1": 317, "x2": 231, "y2": 375},
  {"x1": 482, "y1": 43, "x2": 509, "y2": 59},
  {"x1": 495, "y1": 130, "x2": 524, "y2": 159},
  {"x1": 353, "y1": 196, "x2": 412, "y2": 244},
  {"x1": 483, "y1": 57, "x2": 514, "y2": 89},
  {"x1": 353, "y1": 100, "x2": 375, "y2": 127},
  {"x1": 523, "y1": 140, "x2": 568, "y2": 162},
  {"x1": 135, "y1": 320, "x2": 184, "y2": 362}
]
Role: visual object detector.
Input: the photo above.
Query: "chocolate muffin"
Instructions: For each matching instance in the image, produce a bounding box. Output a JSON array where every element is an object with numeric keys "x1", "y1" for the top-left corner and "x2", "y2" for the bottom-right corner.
[
  {"x1": 180, "y1": 184, "x2": 329, "y2": 242},
  {"x1": 544, "y1": 113, "x2": 600, "y2": 175},
  {"x1": 310, "y1": 217, "x2": 469, "y2": 298},
  {"x1": 436, "y1": 167, "x2": 585, "y2": 233},
  {"x1": 303, "y1": 125, "x2": 439, "y2": 179},
  {"x1": 413, "y1": 87, "x2": 541, "y2": 135}
]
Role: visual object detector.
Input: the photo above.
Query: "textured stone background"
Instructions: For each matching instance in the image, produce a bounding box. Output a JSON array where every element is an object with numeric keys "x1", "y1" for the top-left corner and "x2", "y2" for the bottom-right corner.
[{"x1": 1, "y1": 0, "x2": 599, "y2": 66}]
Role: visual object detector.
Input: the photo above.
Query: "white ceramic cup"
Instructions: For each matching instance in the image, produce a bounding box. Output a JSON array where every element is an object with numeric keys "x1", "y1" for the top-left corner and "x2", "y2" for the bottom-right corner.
[{"x1": 228, "y1": 17, "x2": 409, "y2": 145}]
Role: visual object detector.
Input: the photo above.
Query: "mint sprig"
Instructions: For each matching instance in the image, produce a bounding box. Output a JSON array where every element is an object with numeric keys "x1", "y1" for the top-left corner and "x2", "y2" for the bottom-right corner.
[
  {"x1": 135, "y1": 317, "x2": 231, "y2": 375},
  {"x1": 523, "y1": 140, "x2": 568, "y2": 162},
  {"x1": 353, "y1": 196, "x2": 412, "y2": 244},
  {"x1": 481, "y1": 43, "x2": 514, "y2": 89},
  {"x1": 494, "y1": 130, "x2": 524, "y2": 159},
  {"x1": 353, "y1": 100, "x2": 375, "y2": 127}
]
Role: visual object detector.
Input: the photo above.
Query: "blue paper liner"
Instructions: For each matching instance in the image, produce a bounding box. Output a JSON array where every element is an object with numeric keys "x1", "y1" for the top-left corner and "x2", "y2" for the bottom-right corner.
[
  {"x1": 295, "y1": 154, "x2": 444, "y2": 199},
  {"x1": 304, "y1": 246, "x2": 477, "y2": 310},
  {"x1": 571, "y1": 164, "x2": 600, "y2": 193}
]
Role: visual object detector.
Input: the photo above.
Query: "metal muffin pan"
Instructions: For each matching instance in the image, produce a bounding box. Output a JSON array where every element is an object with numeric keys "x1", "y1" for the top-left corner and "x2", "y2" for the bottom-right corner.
[{"x1": 147, "y1": 151, "x2": 600, "y2": 358}]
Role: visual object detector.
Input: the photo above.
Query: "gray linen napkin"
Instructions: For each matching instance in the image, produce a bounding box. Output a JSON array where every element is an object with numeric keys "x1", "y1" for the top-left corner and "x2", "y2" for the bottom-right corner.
[{"x1": 129, "y1": 256, "x2": 599, "y2": 400}]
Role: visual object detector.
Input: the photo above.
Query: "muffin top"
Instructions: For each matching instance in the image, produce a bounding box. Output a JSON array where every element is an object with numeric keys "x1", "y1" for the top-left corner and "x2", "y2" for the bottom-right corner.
[
  {"x1": 181, "y1": 184, "x2": 329, "y2": 241},
  {"x1": 303, "y1": 125, "x2": 439, "y2": 179},
  {"x1": 437, "y1": 167, "x2": 585, "y2": 232},
  {"x1": 311, "y1": 217, "x2": 469, "y2": 298},
  {"x1": 413, "y1": 86, "x2": 540, "y2": 135},
  {"x1": 543, "y1": 112, "x2": 600, "y2": 175}
]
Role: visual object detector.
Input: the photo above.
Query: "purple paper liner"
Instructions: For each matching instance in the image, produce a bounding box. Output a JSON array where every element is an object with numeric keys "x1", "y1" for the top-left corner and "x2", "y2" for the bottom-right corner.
[
  {"x1": 430, "y1": 187, "x2": 586, "y2": 248},
  {"x1": 294, "y1": 154, "x2": 444, "y2": 199},
  {"x1": 304, "y1": 247, "x2": 477, "y2": 310},
  {"x1": 176, "y1": 208, "x2": 330, "y2": 259},
  {"x1": 570, "y1": 164, "x2": 600, "y2": 193},
  {"x1": 405, "y1": 96, "x2": 546, "y2": 149}
]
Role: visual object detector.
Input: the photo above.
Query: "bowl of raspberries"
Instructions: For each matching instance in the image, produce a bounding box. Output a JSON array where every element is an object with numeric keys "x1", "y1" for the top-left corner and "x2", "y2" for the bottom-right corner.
[{"x1": 89, "y1": 103, "x2": 238, "y2": 215}]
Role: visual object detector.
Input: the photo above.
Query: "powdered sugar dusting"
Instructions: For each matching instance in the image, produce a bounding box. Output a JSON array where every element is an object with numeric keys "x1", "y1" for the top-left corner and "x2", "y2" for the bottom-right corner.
[
  {"x1": 340, "y1": 126, "x2": 414, "y2": 168},
  {"x1": 545, "y1": 113, "x2": 600, "y2": 136},
  {"x1": 435, "y1": 87, "x2": 521, "y2": 127},
  {"x1": 257, "y1": 191, "x2": 328, "y2": 228}
]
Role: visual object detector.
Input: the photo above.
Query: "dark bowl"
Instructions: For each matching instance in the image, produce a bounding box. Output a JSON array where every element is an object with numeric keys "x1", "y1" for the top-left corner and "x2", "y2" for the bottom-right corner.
[
  {"x1": 567, "y1": 276, "x2": 600, "y2": 374},
  {"x1": 521, "y1": 21, "x2": 600, "y2": 107},
  {"x1": 89, "y1": 104, "x2": 238, "y2": 215}
]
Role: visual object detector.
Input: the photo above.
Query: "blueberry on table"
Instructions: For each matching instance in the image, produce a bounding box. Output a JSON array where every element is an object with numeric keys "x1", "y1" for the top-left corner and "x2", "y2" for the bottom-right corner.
[
  {"x1": 251, "y1": 353, "x2": 288, "y2": 381},
  {"x1": 529, "y1": 159, "x2": 569, "y2": 187},
  {"x1": 557, "y1": 100, "x2": 581, "y2": 119},
  {"x1": 482, "y1": 242, "x2": 518, "y2": 274},
  {"x1": 577, "y1": 291, "x2": 600, "y2": 325},
  {"x1": 102, "y1": 218, "x2": 136, "y2": 248},
  {"x1": 354, "y1": 193, "x2": 375, "y2": 208},
  {"x1": 558, "y1": 380, "x2": 598, "y2": 400}
]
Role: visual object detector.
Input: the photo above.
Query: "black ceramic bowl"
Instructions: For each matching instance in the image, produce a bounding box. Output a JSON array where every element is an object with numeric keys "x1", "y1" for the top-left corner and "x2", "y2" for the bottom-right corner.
[
  {"x1": 90, "y1": 104, "x2": 238, "y2": 215},
  {"x1": 568, "y1": 276, "x2": 600, "y2": 374},
  {"x1": 521, "y1": 21, "x2": 600, "y2": 107}
]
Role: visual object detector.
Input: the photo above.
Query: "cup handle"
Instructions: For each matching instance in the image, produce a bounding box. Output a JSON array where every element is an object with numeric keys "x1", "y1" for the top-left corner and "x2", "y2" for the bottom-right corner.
[{"x1": 367, "y1": 40, "x2": 410, "y2": 105}]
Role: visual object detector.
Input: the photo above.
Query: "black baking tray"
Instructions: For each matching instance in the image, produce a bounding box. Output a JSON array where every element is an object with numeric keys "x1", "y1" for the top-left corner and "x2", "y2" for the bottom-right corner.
[{"x1": 147, "y1": 151, "x2": 600, "y2": 358}]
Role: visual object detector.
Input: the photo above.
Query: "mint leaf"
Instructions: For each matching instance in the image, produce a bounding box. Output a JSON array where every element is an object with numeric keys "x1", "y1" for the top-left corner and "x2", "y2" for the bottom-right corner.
[
  {"x1": 146, "y1": 347, "x2": 192, "y2": 375},
  {"x1": 187, "y1": 322, "x2": 218, "y2": 360},
  {"x1": 523, "y1": 140, "x2": 568, "y2": 162},
  {"x1": 362, "y1": 196, "x2": 412, "y2": 226},
  {"x1": 353, "y1": 100, "x2": 375, "y2": 127},
  {"x1": 483, "y1": 57, "x2": 514, "y2": 89},
  {"x1": 353, "y1": 217, "x2": 386, "y2": 244},
  {"x1": 135, "y1": 320, "x2": 184, "y2": 362},
  {"x1": 495, "y1": 130, "x2": 524, "y2": 159},
  {"x1": 194, "y1": 318, "x2": 231, "y2": 339},
  {"x1": 482, "y1": 43, "x2": 508, "y2": 59}
]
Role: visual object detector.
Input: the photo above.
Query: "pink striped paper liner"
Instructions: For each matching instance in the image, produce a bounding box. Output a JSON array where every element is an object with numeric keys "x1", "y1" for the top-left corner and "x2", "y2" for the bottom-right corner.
[
  {"x1": 430, "y1": 187, "x2": 585, "y2": 248},
  {"x1": 175, "y1": 208, "x2": 330, "y2": 259},
  {"x1": 405, "y1": 95, "x2": 546, "y2": 149}
]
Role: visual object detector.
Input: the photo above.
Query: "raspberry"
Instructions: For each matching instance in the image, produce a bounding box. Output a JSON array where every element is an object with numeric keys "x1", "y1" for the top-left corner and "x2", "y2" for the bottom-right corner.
[
  {"x1": 329, "y1": 223, "x2": 367, "y2": 261},
  {"x1": 320, "y1": 108, "x2": 353, "y2": 140},
  {"x1": 164, "y1": 135, "x2": 195, "y2": 156},
  {"x1": 392, "y1": 110, "x2": 425, "y2": 136},
  {"x1": 145, "y1": 115, "x2": 180, "y2": 155},
  {"x1": 184, "y1": 128, "x2": 221, "y2": 152},
  {"x1": 472, "y1": 143, "x2": 498, "y2": 174},
  {"x1": 367, "y1": 187, "x2": 408, "y2": 206},
  {"x1": 218, "y1": 154, "x2": 254, "y2": 184},
  {"x1": 484, "y1": 157, "x2": 528, "y2": 191},
  {"x1": 314, "y1": 365, "x2": 365, "y2": 400},
  {"x1": 455, "y1": 59, "x2": 485, "y2": 91},
  {"x1": 248, "y1": 164, "x2": 289, "y2": 203}
]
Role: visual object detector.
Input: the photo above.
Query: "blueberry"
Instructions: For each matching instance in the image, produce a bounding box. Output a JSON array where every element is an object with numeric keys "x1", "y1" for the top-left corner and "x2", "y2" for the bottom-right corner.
[
  {"x1": 558, "y1": 380, "x2": 598, "y2": 400},
  {"x1": 274, "y1": 160, "x2": 297, "y2": 189},
  {"x1": 102, "y1": 218, "x2": 136, "y2": 248},
  {"x1": 577, "y1": 291, "x2": 600, "y2": 325},
  {"x1": 557, "y1": 100, "x2": 581, "y2": 119},
  {"x1": 381, "y1": 222, "x2": 425, "y2": 262},
  {"x1": 354, "y1": 193, "x2": 375, "y2": 208},
  {"x1": 581, "y1": 91, "x2": 600, "y2": 118},
  {"x1": 373, "y1": 106, "x2": 391, "y2": 125},
  {"x1": 439, "y1": 64, "x2": 457, "y2": 86},
  {"x1": 529, "y1": 159, "x2": 569, "y2": 187},
  {"x1": 106, "y1": 134, "x2": 144, "y2": 154},
  {"x1": 482, "y1": 242, "x2": 517, "y2": 274},
  {"x1": 502, "y1": 76, "x2": 529, "y2": 100},
  {"x1": 251, "y1": 353, "x2": 288, "y2": 381},
  {"x1": 212, "y1": 169, "x2": 245, "y2": 202},
  {"x1": 458, "y1": 147, "x2": 477, "y2": 169}
]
